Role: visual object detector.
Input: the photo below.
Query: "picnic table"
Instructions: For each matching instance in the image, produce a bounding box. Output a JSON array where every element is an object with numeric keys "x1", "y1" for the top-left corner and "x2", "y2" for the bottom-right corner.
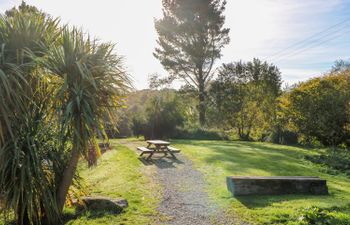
[{"x1": 137, "y1": 140, "x2": 180, "y2": 160}]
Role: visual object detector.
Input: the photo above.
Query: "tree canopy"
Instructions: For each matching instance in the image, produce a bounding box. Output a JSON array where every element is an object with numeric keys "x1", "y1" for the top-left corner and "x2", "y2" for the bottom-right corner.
[
  {"x1": 154, "y1": 0, "x2": 230, "y2": 125},
  {"x1": 209, "y1": 59, "x2": 282, "y2": 140}
]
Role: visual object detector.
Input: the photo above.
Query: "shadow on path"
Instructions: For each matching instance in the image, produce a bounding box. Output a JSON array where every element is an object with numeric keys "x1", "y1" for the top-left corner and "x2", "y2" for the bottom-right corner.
[{"x1": 138, "y1": 156, "x2": 184, "y2": 169}]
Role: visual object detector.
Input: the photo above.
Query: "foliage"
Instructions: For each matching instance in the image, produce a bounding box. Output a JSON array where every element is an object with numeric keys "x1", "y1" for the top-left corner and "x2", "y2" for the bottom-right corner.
[
  {"x1": 131, "y1": 115, "x2": 146, "y2": 138},
  {"x1": 0, "y1": 7, "x2": 62, "y2": 224},
  {"x1": 297, "y1": 206, "x2": 334, "y2": 225},
  {"x1": 331, "y1": 59, "x2": 350, "y2": 74},
  {"x1": 305, "y1": 148, "x2": 350, "y2": 177},
  {"x1": 0, "y1": 4, "x2": 130, "y2": 225},
  {"x1": 280, "y1": 72, "x2": 350, "y2": 146},
  {"x1": 264, "y1": 130, "x2": 299, "y2": 145},
  {"x1": 142, "y1": 91, "x2": 185, "y2": 139},
  {"x1": 293, "y1": 206, "x2": 350, "y2": 225},
  {"x1": 5, "y1": 1, "x2": 45, "y2": 17},
  {"x1": 154, "y1": 0, "x2": 230, "y2": 125},
  {"x1": 209, "y1": 59, "x2": 282, "y2": 140},
  {"x1": 173, "y1": 126, "x2": 227, "y2": 140}
]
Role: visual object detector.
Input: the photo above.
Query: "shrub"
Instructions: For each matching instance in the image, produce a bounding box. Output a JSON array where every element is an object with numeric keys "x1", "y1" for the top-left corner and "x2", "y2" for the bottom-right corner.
[
  {"x1": 173, "y1": 127, "x2": 227, "y2": 140},
  {"x1": 297, "y1": 206, "x2": 333, "y2": 225},
  {"x1": 133, "y1": 92, "x2": 185, "y2": 139},
  {"x1": 281, "y1": 73, "x2": 350, "y2": 147},
  {"x1": 294, "y1": 206, "x2": 350, "y2": 225}
]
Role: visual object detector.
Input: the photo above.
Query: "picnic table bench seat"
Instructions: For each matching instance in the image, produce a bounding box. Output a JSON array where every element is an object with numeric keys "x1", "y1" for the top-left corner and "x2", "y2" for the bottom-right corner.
[
  {"x1": 137, "y1": 146, "x2": 180, "y2": 153},
  {"x1": 137, "y1": 147, "x2": 153, "y2": 153},
  {"x1": 167, "y1": 146, "x2": 181, "y2": 153}
]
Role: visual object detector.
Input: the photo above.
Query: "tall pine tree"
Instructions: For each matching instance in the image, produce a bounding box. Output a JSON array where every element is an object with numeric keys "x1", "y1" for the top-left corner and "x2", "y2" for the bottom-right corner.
[{"x1": 154, "y1": 0, "x2": 230, "y2": 125}]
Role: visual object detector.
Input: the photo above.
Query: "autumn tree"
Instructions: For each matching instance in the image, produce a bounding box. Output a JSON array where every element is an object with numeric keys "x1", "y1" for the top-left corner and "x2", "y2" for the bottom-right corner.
[
  {"x1": 209, "y1": 59, "x2": 282, "y2": 140},
  {"x1": 281, "y1": 72, "x2": 350, "y2": 146},
  {"x1": 154, "y1": 0, "x2": 230, "y2": 125}
]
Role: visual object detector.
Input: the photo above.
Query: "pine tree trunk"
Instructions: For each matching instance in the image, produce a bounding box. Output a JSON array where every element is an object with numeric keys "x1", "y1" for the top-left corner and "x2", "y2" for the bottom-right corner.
[
  {"x1": 198, "y1": 70, "x2": 206, "y2": 126},
  {"x1": 56, "y1": 147, "x2": 80, "y2": 212},
  {"x1": 199, "y1": 91, "x2": 206, "y2": 126}
]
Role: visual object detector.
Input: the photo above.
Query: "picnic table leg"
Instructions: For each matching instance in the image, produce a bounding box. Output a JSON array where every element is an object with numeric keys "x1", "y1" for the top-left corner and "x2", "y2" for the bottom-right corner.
[
  {"x1": 145, "y1": 144, "x2": 158, "y2": 160},
  {"x1": 146, "y1": 152, "x2": 154, "y2": 160},
  {"x1": 166, "y1": 147, "x2": 177, "y2": 159}
]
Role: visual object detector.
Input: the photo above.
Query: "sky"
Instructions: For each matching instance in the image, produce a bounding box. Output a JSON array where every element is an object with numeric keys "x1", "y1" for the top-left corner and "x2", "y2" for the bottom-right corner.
[{"x1": 1, "y1": 0, "x2": 350, "y2": 89}]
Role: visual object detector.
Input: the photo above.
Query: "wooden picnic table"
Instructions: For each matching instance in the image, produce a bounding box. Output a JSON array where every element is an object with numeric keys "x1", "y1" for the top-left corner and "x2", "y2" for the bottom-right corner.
[{"x1": 137, "y1": 140, "x2": 180, "y2": 160}]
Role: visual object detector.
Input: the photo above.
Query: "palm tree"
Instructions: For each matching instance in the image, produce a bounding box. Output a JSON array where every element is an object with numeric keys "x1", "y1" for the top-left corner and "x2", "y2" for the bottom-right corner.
[
  {"x1": 0, "y1": 7, "x2": 130, "y2": 225},
  {"x1": 44, "y1": 28, "x2": 131, "y2": 212},
  {"x1": 0, "y1": 10, "x2": 62, "y2": 225}
]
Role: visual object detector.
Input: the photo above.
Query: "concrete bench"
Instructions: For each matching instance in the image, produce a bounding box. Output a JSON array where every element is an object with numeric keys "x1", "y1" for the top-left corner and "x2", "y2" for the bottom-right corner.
[{"x1": 226, "y1": 176, "x2": 328, "y2": 196}]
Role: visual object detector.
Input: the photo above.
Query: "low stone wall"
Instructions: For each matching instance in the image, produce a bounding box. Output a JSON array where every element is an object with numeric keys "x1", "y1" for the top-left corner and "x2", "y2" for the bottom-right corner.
[{"x1": 226, "y1": 176, "x2": 328, "y2": 196}]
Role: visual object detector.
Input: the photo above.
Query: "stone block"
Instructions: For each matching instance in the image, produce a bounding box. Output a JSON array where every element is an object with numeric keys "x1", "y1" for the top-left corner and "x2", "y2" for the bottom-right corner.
[{"x1": 226, "y1": 176, "x2": 328, "y2": 196}]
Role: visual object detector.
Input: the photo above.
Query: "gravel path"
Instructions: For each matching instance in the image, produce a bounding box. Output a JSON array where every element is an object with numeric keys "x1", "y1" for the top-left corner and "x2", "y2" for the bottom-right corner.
[
  {"x1": 119, "y1": 140, "x2": 239, "y2": 225},
  {"x1": 142, "y1": 154, "x2": 236, "y2": 225}
]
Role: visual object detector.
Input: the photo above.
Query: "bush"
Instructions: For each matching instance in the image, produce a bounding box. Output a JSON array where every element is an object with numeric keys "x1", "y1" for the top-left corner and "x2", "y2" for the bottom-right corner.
[
  {"x1": 294, "y1": 206, "x2": 350, "y2": 225},
  {"x1": 173, "y1": 127, "x2": 227, "y2": 140},
  {"x1": 281, "y1": 73, "x2": 350, "y2": 147},
  {"x1": 297, "y1": 206, "x2": 333, "y2": 225},
  {"x1": 130, "y1": 92, "x2": 185, "y2": 140}
]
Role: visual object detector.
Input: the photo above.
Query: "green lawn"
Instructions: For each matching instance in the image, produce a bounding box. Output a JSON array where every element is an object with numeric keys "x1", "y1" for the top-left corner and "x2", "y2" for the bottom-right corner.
[
  {"x1": 65, "y1": 140, "x2": 161, "y2": 225},
  {"x1": 3, "y1": 139, "x2": 347, "y2": 225},
  {"x1": 169, "y1": 140, "x2": 350, "y2": 224}
]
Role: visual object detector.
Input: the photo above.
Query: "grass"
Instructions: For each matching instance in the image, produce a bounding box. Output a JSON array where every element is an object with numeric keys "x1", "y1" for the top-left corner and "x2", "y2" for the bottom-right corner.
[
  {"x1": 165, "y1": 140, "x2": 350, "y2": 225},
  {"x1": 64, "y1": 140, "x2": 161, "y2": 225},
  {"x1": 2, "y1": 139, "x2": 349, "y2": 224}
]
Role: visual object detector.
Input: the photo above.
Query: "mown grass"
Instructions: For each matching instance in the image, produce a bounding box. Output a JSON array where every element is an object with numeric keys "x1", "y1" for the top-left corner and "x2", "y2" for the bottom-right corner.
[
  {"x1": 65, "y1": 140, "x2": 161, "y2": 225},
  {"x1": 168, "y1": 140, "x2": 350, "y2": 225}
]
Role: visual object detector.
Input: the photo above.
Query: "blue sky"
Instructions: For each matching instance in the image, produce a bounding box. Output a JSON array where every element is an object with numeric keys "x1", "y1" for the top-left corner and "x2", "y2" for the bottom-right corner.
[{"x1": 1, "y1": 0, "x2": 350, "y2": 89}]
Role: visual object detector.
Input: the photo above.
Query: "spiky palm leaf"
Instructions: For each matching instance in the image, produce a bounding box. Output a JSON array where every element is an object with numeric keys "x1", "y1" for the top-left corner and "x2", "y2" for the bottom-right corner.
[
  {"x1": 43, "y1": 28, "x2": 131, "y2": 210},
  {"x1": 0, "y1": 7, "x2": 130, "y2": 225},
  {"x1": 0, "y1": 11, "x2": 62, "y2": 225}
]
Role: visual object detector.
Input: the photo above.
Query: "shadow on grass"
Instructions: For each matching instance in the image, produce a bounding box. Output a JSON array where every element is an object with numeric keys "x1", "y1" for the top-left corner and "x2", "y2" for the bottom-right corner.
[
  {"x1": 63, "y1": 208, "x2": 125, "y2": 224},
  {"x1": 180, "y1": 140, "x2": 318, "y2": 176},
  {"x1": 138, "y1": 156, "x2": 184, "y2": 169},
  {"x1": 235, "y1": 193, "x2": 335, "y2": 209},
  {"x1": 173, "y1": 140, "x2": 350, "y2": 208}
]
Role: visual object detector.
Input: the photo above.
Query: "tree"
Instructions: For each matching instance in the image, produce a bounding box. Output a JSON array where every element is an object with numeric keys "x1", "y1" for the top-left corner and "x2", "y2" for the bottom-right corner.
[
  {"x1": 0, "y1": 5, "x2": 130, "y2": 224},
  {"x1": 281, "y1": 72, "x2": 350, "y2": 146},
  {"x1": 131, "y1": 90, "x2": 184, "y2": 139},
  {"x1": 209, "y1": 59, "x2": 281, "y2": 140},
  {"x1": 46, "y1": 28, "x2": 130, "y2": 213},
  {"x1": 154, "y1": 0, "x2": 230, "y2": 125},
  {"x1": 331, "y1": 59, "x2": 350, "y2": 74},
  {"x1": 0, "y1": 8, "x2": 63, "y2": 225}
]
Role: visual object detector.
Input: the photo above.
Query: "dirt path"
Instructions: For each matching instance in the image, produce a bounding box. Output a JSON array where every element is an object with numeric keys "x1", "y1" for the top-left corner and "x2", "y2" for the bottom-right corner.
[{"x1": 119, "y1": 140, "x2": 238, "y2": 225}]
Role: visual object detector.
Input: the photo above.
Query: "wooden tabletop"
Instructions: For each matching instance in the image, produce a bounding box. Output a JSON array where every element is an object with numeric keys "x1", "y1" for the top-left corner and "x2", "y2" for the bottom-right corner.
[{"x1": 147, "y1": 140, "x2": 170, "y2": 145}]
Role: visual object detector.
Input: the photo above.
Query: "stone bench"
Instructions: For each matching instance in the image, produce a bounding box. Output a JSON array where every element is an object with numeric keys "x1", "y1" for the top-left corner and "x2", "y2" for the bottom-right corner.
[{"x1": 226, "y1": 176, "x2": 328, "y2": 196}]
